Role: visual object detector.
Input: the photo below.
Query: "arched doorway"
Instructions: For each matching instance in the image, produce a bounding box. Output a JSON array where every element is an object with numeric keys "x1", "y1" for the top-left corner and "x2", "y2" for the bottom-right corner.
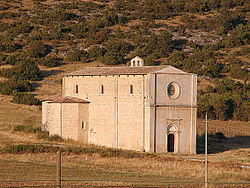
[
  {"x1": 167, "y1": 134, "x2": 175, "y2": 152},
  {"x1": 166, "y1": 125, "x2": 177, "y2": 153}
]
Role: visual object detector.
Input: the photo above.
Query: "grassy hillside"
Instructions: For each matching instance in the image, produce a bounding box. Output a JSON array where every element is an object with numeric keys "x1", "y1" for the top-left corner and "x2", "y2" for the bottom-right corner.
[{"x1": 0, "y1": 0, "x2": 249, "y2": 121}]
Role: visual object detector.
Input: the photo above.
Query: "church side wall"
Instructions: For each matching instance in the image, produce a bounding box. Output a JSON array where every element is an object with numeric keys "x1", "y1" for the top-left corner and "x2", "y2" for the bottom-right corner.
[
  {"x1": 63, "y1": 75, "x2": 145, "y2": 151},
  {"x1": 64, "y1": 76, "x2": 117, "y2": 147},
  {"x1": 117, "y1": 75, "x2": 144, "y2": 151}
]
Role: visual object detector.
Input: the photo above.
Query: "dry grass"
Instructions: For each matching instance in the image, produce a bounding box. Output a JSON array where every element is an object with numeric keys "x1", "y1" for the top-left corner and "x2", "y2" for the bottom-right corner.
[
  {"x1": 197, "y1": 119, "x2": 250, "y2": 137},
  {"x1": 0, "y1": 149, "x2": 249, "y2": 187}
]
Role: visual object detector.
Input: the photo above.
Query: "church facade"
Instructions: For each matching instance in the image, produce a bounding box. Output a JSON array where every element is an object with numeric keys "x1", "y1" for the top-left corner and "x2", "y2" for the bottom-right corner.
[{"x1": 42, "y1": 57, "x2": 197, "y2": 154}]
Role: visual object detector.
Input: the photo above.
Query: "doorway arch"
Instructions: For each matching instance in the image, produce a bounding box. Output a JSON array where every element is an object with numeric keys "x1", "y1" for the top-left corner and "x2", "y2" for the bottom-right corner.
[{"x1": 166, "y1": 125, "x2": 177, "y2": 153}]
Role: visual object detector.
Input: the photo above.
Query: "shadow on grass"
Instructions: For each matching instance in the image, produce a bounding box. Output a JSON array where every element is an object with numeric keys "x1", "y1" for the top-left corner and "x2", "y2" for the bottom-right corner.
[
  {"x1": 40, "y1": 69, "x2": 63, "y2": 78},
  {"x1": 196, "y1": 133, "x2": 250, "y2": 154}
]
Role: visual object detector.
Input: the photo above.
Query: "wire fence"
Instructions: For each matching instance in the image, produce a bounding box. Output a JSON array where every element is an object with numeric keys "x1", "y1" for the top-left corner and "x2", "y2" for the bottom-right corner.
[
  {"x1": 0, "y1": 179, "x2": 249, "y2": 188},
  {"x1": 0, "y1": 151, "x2": 249, "y2": 188}
]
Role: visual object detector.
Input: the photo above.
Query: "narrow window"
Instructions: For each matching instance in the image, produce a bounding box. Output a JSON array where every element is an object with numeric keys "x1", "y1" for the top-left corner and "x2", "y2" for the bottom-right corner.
[
  {"x1": 130, "y1": 85, "x2": 133, "y2": 95},
  {"x1": 75, "y1": 85, "x2": 78, "y2": 94},
  {"x1": 101, "y1": 85, "x2": 104, "y2": 95},
  {"x1": 82, "y1": 121, "x2": 86, "y2": 130}
]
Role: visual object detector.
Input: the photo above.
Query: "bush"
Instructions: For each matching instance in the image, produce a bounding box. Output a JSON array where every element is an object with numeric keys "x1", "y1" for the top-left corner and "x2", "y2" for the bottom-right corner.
[
  {"x1": 39, "y1": 56, "x2": 61, "y2": 67},
  {"x1": 69, "y1": 23, "x2": 88, "y2": 38},
  {"x1": 12, "y1": 58, "x2": 41, "y2": 81},
  {"x1": 11, "y1": 93, "x2": 41, "y2": 105},
  {"x1": 87, "y1": 46, "x2": 104, "y2": 59},
  {"x1": 48, "y1": 8, "x2": 76, "y2": 22},
  {"x1": 223, "y1": 24, "x2": 249, "y2": 48},
  {"x1": 5, "y1": 53, "x2": 27, "y2": 65},
  {"x1": 0, "y1": 43, "x2": 23, "y2": 53},
  {"x1": 13, "y1": 124, "x2": 34, "y2": 133},
  {"x1": 65, "y1": 50, "x2": 82, "y2": 61},
  {"x1": 0, "y1": 53, "x2": 7, "y2": 62},
  {"x1": 0, "y1": 144, "x2": 56, "y2": 154},
  {"x1": 201, "y1": 58, "x2": 221, "y2": 78},
  {"x1": 0, "y1": 78, "x2": 32, "y2": 95},
  {"x1": 26, "y1": 41, "x2": 48, "y2": 58},
  {"x1": 229, "y1": 65, "x2": 248, "y2": 80},
  {"x1": 103, "y1": 51, "x2": 123, "y2": 65},
  {"x1": 213, "y1": 132, "x2": 226, "y2": 140},
  {"x1": 36, "y1": 131, "x2": 63, "y2": 142},
  {"x1": 8, "y1": 22, "x2": 33, "y2": 37}
]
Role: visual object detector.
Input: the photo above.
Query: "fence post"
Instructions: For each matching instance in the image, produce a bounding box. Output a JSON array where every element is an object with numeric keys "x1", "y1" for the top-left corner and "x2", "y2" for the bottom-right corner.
[
  {"x1": 205, "y1": 113, "x2": 208, "y2": 188},
  {"x1": 57, "y1": 150, "x2": 62, "y2": 188}
]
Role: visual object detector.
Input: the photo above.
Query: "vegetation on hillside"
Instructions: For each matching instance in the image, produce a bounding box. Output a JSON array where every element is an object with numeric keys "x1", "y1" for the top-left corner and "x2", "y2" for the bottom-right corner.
[{"x1": 0, "y1": 0, "x2": 248, "y2": 120}]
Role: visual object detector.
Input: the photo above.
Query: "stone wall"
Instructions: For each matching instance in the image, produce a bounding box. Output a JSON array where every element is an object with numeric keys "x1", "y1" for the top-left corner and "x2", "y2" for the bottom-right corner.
[
  {"x1": 63, "y1": 75, "x2": 146, "y2": 151},
  {"x1": 44, "y1": 69, "x2": 197, "y2": 154}
]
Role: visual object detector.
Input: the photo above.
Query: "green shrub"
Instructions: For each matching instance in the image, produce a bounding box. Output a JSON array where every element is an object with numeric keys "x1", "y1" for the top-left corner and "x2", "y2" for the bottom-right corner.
[
  {"x1": 65, "y1": 50, "x2": 82, "y2": 61},
  {"x1": 239, "y1": 46, "x2": 250, "y2": 56},
  {"x1": 13, "y1": 124, "x2": 34, "y2": 133},
  {"x1": 0, "y1": 78, "x2": 32, "y2": 95},
  {"x1": 223, "y1": 24, "x2": 249, "y2": 48},
  {"x1": 26, "y1": 41, "x2": 48, "y2": 58},
  {"x1": 229, "y1": 65, "x2": 248, "y2": 80},
  {"x1": 8, "y1": 22, "x2": 33, "y2": 37},
  {"x1": 66, "y1": 49, "x2": 88, "y2": 62},
  {"x1": 0, "y1": 23, "x2": 10, "y2": 32},
  {"x1": 12, "y1": 58, "x2": 41, "y2": 81},
  {"x1": 87, "y1": 46, "x2": 104, "y2": 59},
  {"x1": 103, "y1": 51, "x2": 123, "y2": 65},
  {"x1": 213, "y1": 132, "x2": 226, "y2": 140},
  {"x1": 36, "y1": 131, "x2": 63, "y2": 142},
  {"x1": 40, "y1": 8, "x2": 76, "y2": 22},
  {"x1": 69, "y1": 23, "x2": 88, "y2": 38},
  {"x1": 0, "y1": 43, "x2": 23, "y2": 53},
  {"x1": 5, "y1": 53, "x2": 27, "y2": 65},
  {"x1": 39, "y1": 56, "x2": 61, "y2": 67},
  {"x1": 0, "y1": 144, "x2": 56, "y2": 154},
  {"x1": 11, "y1": 93, "x2": 41, "y2": 105},
  {"x1": 0, "y1": 53, "x2": 7, "y2": 62}
]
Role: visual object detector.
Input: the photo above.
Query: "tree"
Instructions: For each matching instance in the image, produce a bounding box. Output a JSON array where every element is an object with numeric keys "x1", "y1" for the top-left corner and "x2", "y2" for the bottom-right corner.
[
  {"x1": 12, "y1": 93, "x2": 40, "y2": 105},
  {"x1": 103, "y1": 39, "x2": 131, "y2": 65},
  {"x1": 0, "y1": 78, "x2": 32, "y2": 95},
  {"x1": 26, "y1": 41, "x2": 48, "y2": 58},
  {"x1": 104, "y1": 51, "x2": 123, "y2": 65},
  {"x1": 12, "y1": 58, "x2": 41, "y2": 81},
  {"x1": 202, "y1": 58, "x2": 220, "y2": 78}
]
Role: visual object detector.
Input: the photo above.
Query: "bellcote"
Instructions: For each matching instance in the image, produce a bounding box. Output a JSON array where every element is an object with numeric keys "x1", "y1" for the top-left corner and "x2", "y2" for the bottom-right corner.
[{"x1": 130, "y1": 56, "x2": 144, "y2": 67}]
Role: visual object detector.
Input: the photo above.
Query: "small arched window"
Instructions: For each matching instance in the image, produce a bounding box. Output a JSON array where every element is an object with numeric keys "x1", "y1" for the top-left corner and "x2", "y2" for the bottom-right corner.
[
  {"x1": 101, "y1": 85, "x2": 104, "y2": 95},
  {"x1": 130, "y1": 85, "x2": 133, "y2": 95},
  {"x1": 82, "y1": 121, "x2": 86, "y2": 130},
  {"x1": 75, "y1": 85, "x2": 78, "y2": 94}
]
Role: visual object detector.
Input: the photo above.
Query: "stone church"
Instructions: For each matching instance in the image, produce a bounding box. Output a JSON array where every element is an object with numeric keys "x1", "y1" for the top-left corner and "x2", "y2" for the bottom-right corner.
[{"x1": 42, "y1": 56, "x2": 197, "y2": 154}]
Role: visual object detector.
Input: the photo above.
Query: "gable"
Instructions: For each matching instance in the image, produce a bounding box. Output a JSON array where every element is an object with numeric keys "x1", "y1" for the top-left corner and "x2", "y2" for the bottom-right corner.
[{"x1": 154, "y1": 66, "x2": 187, "y2": 74}]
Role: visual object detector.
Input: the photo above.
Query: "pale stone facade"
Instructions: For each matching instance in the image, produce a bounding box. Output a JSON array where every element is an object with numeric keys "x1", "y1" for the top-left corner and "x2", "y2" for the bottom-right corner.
[{"x1": 42, "y1": 58, "x2": 197, "y2": 154}]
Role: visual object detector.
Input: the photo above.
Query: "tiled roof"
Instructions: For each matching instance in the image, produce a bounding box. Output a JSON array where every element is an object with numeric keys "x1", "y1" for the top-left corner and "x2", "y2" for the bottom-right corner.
[
  {"x1": 45, "y1": 94, "x2": 90, "y2": 103},
  {"x1": 65, "y1": 65, "x2": 187, "y2": 76}
]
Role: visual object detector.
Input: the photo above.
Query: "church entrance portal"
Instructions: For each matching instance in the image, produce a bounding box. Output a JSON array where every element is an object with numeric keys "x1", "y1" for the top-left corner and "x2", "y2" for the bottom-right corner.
[{"x1": 167, "y1": 134, "x2": 175, "y2": 152}]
